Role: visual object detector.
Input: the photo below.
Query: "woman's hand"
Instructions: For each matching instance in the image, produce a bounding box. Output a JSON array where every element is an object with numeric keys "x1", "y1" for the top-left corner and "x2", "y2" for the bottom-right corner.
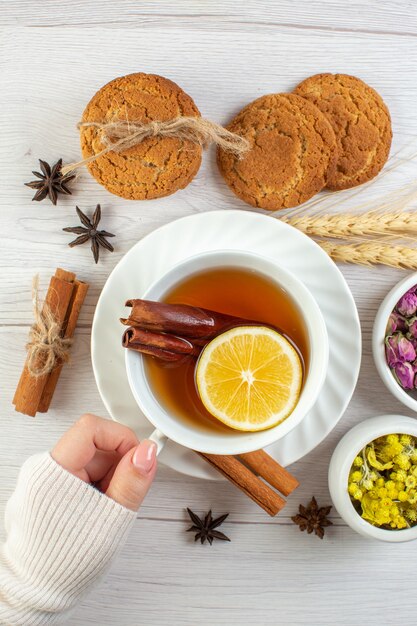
[{"x1": 51, "y1": 413, "x2": 157, "y2": 511}]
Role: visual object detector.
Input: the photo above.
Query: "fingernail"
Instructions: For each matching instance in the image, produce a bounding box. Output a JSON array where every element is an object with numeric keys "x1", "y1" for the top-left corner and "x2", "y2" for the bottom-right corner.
[{"x1": 132, "y1": 440, "x2": 157, "y2": 475}]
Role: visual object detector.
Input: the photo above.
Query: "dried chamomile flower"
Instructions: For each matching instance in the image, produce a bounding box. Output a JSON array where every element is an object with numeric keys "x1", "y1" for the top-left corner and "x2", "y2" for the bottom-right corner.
[
  {"x1": 405, "y1": 476, "x2": 417, "y2": 489},
  {"x1": 400, "y1": 434, "x2": 413, "y2": 446},
  {"x1": 395, "y1": 517, "x2": 408, "y2": 529},
  {"x1": 391, "y1": 469, "x2": 407, "y2": 482},
  {"x1": 408, "y1": 491, "x2": 417, "y2": 505},
  {"x1": 350, "y1": 470, "x2": 362, "y2": 482},
  {"x1": 348, "y1": 483, "x2": 358, "y2": 496},
  {"x1": 406, "y1": 509, "x2": 417, "y2": 522},
  {"x1": 394, "y1": 453, "x2": 411, "y2": 470},
  {"x1": 362, "y1": 479, "x2": 375, "y2": 491},
  {"x1": 377, "y1": 440, "x2": 403, "y2": 462},
  {"x1": 367, "y1": 448, "x2": 393, "y2": 471}
]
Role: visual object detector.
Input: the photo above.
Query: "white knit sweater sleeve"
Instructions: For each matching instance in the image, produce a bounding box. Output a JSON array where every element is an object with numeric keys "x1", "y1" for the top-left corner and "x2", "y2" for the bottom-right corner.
[{"x1": 0, "y1": 452, "x2": 136, "y2": 625}]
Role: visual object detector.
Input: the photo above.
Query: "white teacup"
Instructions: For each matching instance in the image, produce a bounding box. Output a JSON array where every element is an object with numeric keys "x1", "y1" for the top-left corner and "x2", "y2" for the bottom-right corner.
[{"x1": 125, "y1": 250, "x2": 328, "y2": 455}]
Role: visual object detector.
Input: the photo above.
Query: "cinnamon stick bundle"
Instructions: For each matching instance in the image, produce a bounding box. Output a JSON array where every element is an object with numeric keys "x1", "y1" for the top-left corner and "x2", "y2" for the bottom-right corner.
[{"x1": 13, "y1": 269, "x2": 89, "y2": 417}]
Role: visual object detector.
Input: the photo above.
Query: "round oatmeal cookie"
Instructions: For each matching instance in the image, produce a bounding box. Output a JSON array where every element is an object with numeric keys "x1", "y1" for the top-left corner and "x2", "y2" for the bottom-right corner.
[
  {"x1": 217, "y1": 93, "x2": 337, "y2": 211},
  {"x1": 80, "y1": 73, "x2": 202, "y2": 200},
  {"x1": 293, "y1": 73, "x2": 392, "y2": 190}
]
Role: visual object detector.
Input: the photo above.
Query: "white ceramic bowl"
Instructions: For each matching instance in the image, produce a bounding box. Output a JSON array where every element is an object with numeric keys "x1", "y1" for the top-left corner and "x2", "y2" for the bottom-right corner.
[
  {"x1": 329, "y1": 414, "x2": 417, "y2": 542},
  {"x1": 373, "y1": 272, "x2": 417, "y2": 412},
  {"x1": 124, "y1": 249, "x2": 329, "y2": 455}
]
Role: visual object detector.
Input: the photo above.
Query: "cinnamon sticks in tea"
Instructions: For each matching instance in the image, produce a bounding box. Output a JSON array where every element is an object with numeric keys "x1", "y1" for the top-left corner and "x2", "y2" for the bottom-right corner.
[
  {"x1": 13, "y1": 268, "x2": 89, "y2": 417},
  {"x1": 121, "y1": 299, "x2": 257, "y2": 338},
  {"x1": 121, "y1": 299, "x2": 269, "y2": 360},
  {"x1": 122, "y1": 327, "x2": 201, "y2": 362}
]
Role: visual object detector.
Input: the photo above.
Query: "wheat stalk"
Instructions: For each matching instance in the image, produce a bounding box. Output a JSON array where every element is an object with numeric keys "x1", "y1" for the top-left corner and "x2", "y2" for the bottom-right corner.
[
  {"x1": 319, "y1": 241, "x2": 417, "y2": 269},
  {"x1": 284, "y1": 211, "x2": 417, "y2": 240},
  {"x1": 276, "y1": 147, "x2": 417, "y2": 268}
]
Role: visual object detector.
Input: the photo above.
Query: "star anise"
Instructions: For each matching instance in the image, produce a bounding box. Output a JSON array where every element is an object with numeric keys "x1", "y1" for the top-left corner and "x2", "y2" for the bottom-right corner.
[
  {"x1": 186, "y1": 508, "x2": 230, "y2": 545},
  {"x1": 25, "y1": 159, "x2": 75, "y2": 205},
  {"x1": 291, "y1": 497, "x2": 333, "y2": 540},
  {"x1": 63, "y1": 205, "x2": 115, "y2": 264}
]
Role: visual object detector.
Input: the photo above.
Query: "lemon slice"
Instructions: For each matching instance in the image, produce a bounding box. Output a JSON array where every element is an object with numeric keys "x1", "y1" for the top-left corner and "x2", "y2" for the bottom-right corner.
[{"x1": 196, "y1": 326, "x2": 302, "y2": 432}]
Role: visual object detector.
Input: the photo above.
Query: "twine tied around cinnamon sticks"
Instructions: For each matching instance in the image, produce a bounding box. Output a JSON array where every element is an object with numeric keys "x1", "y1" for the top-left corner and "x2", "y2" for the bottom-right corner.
[
  {"x1": 26, "y1": 276, "x2": 73, "y2": 377},
  {"x1": 61, "y1": 117, "x2": 250, "y2": 176},
  {"x1": 14, "y1": 269, "x2": 89, "y2": 417}
]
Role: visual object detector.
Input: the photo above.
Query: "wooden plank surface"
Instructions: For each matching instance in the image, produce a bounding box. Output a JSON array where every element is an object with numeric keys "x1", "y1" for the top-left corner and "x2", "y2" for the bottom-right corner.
[{"x1": 1, "y1": 2, "x2": 417, "y2": 624}]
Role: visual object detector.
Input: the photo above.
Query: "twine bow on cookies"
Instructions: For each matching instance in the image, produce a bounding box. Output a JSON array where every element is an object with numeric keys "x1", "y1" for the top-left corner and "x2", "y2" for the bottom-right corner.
[
  {"x1": 61, "y1": 117, "x2": 250, "y2": 176},
  {"x1": 26, "y1": 276, "x2": 73, "y2": 378}
]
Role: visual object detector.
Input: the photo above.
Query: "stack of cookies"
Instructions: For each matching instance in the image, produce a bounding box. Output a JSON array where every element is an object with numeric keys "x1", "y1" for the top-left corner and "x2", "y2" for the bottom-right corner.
[
  {"x1": 218, "y1": 73, "x2": 392, "y2": 211},
  {"x1": 79, "y1": 72, "x2": 392, "y2": 209}
]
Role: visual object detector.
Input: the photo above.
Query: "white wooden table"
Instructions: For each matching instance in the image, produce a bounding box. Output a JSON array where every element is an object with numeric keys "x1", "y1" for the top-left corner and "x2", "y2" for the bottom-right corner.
[{"x1": 1, "y1": 2, "x2": 417, "y2": 624}]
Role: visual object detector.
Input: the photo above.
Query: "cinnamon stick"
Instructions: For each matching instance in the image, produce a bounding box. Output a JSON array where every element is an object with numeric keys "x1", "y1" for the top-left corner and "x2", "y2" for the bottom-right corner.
[
  {"x1": 197, "y1": 452, "x2": 286, "y2": 516},
  {"x1": 13, "y1": 269, "x2": 88, "y2": 417},
  {"x1": 122, "y1": 327, "x2": 201, "y2": 362},
  {"x1": 13, "y1": 274, "x2": 75, "y2": 416},
  {"x1": 121, "y1": 299, "x2": 257, "y2": 339},
  {"x1": 54, "y1": 268, "x2": 76, "y2": 284},
  {"x1": 38, "y1": 279, "x2": 89, "y2": 412},
  {"x1": 238, "y1": 450, "x2": 299, "y2": 497}
]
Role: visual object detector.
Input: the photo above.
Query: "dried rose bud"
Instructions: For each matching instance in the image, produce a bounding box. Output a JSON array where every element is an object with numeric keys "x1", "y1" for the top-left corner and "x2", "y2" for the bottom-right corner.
[
  {"x1": 393, "y1": 361, "x2": 415, "y2": 390},
  {"x1": 408, "y1": 316, "x2": 417, "y2": 339},
  {"x1": 386, "y1": 335, "x2": 400, "y2": 368},
  {"x1": 386, "y1": 311, "x2": 408, "y2": 338},
  {"x1": 409, "y1": 337, "x2": 417, "y2": 353},
  {"x1": 390, "y1": 312, "x2": 408, "y2": 334},
  {"x1": 387, "y1": 313, "x2": 398, "y2": 334},
  {"x1": 396, "y1": 288, "x2": 417, "y2": 317},
  {"x1": 398, "y1": 335, "x2": 417, "y2": 362}
]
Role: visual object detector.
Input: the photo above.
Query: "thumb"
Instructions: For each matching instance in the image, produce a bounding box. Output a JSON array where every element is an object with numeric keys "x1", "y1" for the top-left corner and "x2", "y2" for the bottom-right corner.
[{"x1": 106, "y1": 440, "x2": 157, "y2": 511}]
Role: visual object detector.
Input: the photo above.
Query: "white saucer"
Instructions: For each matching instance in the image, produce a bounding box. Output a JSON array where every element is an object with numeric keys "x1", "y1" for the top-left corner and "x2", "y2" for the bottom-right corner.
[{"x1": 91, "y1": 210, "x2": 361, "y2": 480}]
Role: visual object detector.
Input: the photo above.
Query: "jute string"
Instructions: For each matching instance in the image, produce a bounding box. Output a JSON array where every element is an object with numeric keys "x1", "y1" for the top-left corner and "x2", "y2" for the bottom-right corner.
[
  {"x1": 61, "y1": 117, "x2": 250, "y2": 175},
  {"x1": 26, "y1": 276, "x2": 73, "y2": 377}
]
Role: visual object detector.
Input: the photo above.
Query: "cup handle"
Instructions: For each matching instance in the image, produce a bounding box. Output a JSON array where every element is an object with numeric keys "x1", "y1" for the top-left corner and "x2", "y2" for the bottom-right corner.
[{"x1": 148, "y1": 429, "x2": 168, "y2": 455}]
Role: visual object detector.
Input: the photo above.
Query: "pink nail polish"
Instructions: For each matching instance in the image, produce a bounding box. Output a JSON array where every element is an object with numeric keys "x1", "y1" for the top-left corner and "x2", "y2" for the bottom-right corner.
[{"x1": 132, "y1": 440, "x2": 157, "y2": 475}]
